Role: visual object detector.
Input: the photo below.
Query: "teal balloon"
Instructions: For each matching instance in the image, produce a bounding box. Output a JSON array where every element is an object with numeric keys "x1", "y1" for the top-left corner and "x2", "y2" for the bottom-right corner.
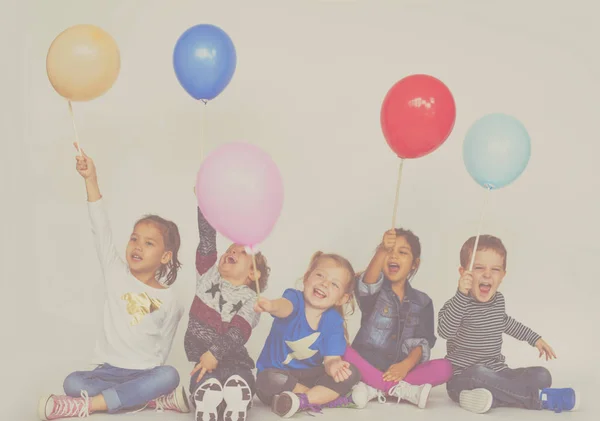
[{"x1": 463, "y1": 113, "x2": 531, "y2": 189}]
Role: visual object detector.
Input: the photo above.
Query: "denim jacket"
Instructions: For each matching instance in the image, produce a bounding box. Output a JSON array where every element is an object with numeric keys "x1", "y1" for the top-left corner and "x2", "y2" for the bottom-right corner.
[{"x1": 351, "y1": 272, "x2": 436, "y2": 372}]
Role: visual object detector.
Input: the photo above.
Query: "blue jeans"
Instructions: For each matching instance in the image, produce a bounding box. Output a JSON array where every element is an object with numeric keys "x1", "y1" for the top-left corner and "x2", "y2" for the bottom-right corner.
[
  {"x1": 63, "y1": 364, "x2": 180, "y2": 413},
  {"x1": 447, "y1": 365, "x2": 552, "y2": 410}
]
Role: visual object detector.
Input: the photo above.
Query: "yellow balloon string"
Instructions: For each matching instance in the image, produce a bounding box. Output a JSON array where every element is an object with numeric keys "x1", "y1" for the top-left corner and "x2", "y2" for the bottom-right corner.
[{"x1": 68, "y1": 100, "x2": 83, "y2": 156}]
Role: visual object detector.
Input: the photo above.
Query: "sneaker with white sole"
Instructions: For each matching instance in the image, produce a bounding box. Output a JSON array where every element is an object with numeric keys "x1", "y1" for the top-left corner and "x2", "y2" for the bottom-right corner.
[
  {"x1": 459, "y1": 388, "x2": 493, "y2": 414},
  {"x1": 272, "y1": 392, "x2": 321, "y2": 418},
  {"x1": 148, "y1": 386, "x2": 191, "y2": 413},
  {"x1": 350, "y1": 382, "x2": 371, "y2": 408},
  {"x1": 38, "y1": 391, "x2": 91, "y2": 420},
  {"x1": 194, "y1": 378, "x2": 224, "y2": 421},
  {"x1": 223, "y1": 375, "x2": 253, "y2": 421},
  {"x1": 360, "y1": 382, "x2": 387, "y2": 404},
  {"x1": 388, "y1": 381, "x2": 432, "y2": 409}
]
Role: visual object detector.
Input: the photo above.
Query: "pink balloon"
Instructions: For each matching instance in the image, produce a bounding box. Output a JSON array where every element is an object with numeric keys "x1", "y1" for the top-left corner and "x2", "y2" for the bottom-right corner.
[{"x1": 196, "y1": 142, "x2": 284, "y2": 247}]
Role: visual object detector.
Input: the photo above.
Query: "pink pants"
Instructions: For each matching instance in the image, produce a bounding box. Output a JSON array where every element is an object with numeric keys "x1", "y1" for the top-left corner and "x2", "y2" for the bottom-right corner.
[{"x1": 343, "y1": 346, "x2": 453, "y2": 393}]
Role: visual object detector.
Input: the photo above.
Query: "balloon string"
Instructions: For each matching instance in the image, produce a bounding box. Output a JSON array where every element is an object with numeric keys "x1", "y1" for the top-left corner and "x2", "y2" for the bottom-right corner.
[
  {"x1": 251, "y1": 251, "x2": 260, "y2": 299},
  {"x1": 468, "y1": 185, "x2": 493, "y2": 271},
  {"x1": 68, "y1": 101, "x2": 83, "y2": 157},
  {"x1": 199, "y1": 101, "x2": 207, "y2": 162},
  {"x1": 391, "y1": 158, "x2": 405, "y2": 229}
]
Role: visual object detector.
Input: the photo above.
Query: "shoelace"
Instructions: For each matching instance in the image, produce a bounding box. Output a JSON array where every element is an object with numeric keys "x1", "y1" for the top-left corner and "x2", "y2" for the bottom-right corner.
[
  {"x1": 154, "y1": 392, "x2": 178, "y2": 412},
  {"x1": 54, "y1": 391, "x2": 90, "y2": 418},
  {"x1": 371, "y1": 389, "x2": 387, "y2": 403},
  {"x1": 388, "y1": 383, "x2": 417, "y2": 404}
]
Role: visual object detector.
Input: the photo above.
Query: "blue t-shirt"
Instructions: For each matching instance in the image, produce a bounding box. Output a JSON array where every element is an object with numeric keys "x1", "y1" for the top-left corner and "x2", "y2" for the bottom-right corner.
[{"x1": 256, "y1": 288, "x2": 347, "y2": 372}]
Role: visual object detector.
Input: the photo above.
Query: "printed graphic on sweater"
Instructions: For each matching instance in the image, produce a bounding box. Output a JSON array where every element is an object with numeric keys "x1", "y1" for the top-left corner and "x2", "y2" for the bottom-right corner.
[
  {"x1": 184, "y1": 207, "x2": 260, "y2": 366},
  {"x1": 121, "y1": 292, "x2": 163, "y2": 326},
  {"x1": 256, "y1": 289, "x2": 346, "y2": 372}
]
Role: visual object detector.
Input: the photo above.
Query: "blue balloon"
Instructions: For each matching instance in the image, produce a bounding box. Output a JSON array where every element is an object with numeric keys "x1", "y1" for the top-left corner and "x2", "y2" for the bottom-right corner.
[
  {"x1": 463, "y1": 113, "x2": 531, "y2": 190},
  {"x1": 173, "y1": 24, "x2": 236, "y2": 101}
]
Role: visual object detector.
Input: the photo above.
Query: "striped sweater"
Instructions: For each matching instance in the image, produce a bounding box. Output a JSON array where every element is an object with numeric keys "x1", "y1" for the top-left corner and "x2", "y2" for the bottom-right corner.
[
  {"x1": 183, "y1": 207, "x2": 260, "y2": 369},
  {"x1": 438, "y1": 290, "x2": 541, "y2": 375}
]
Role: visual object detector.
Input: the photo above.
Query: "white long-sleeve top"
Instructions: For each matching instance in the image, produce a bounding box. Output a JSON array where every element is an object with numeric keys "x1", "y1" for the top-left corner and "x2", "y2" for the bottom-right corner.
[{"x1": 88, "y1": 198, "x2": 183, "y2": 370}]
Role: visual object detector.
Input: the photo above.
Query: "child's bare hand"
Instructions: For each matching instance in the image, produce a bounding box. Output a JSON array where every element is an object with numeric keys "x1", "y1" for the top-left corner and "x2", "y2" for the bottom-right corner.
[
  {"x1": 458, "y1": 271, "x2": 473, "y2": 295},
  {"x1": 74, "y1": 143, "x2": 96, "y2": 180},
  {"x1": 254, "y1": 297, "x2": 273, "y2": 313},
  {"x1": 191, "y1": 351, "x2": 219, "y2": 383},
  {"x1": 325, "y1": 359, "x2": 352, "y2": 383},
  {"x1": 190, "y1": 362, "x2": 208, "y2": 383},
  {"x1": 383, "y1": 361, "x2": 411, "y2": 382},
  {"x1": 535, "y1": 338, "x2": 557, "y2": 361},
  {"x1": 381, "y1": 229, "x2": 397, "y2": 251}
]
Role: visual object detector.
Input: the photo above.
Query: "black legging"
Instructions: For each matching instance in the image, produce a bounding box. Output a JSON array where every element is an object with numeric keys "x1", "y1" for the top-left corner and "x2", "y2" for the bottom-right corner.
[{"x1": 256, "y1": 364, "x2": 361, "y2": 405}]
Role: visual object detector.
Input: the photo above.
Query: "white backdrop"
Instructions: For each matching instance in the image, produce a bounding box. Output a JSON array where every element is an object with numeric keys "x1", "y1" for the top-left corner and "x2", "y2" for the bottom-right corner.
[{"x1": 2, "y1": 1, "x2": 598, "y2": 420}]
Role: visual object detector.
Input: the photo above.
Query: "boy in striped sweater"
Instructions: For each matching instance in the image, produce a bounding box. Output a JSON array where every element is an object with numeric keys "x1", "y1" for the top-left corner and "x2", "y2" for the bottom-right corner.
[
  {"x1": 438, "y1": 235, "x2": 578, "y2": 414},
  {"x1": 184, "y1": 202, "x2": 270, "y2": 421}
]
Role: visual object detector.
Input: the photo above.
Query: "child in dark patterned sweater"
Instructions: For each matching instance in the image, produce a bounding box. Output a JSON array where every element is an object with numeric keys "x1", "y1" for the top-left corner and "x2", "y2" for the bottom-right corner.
[{"x1": 184, "y1": 197, "x2": 270, "y2": 421}]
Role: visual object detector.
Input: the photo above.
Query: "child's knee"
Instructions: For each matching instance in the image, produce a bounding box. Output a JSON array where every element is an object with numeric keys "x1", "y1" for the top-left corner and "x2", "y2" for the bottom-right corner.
[
  {"x1": 256, "y1": 369, "x2": 295, "y2": 405},
  {"x1": 437, "y1": 359, "x2": 454, "y2": 381},
  {"x1": 531, "y1": 367, "x2": 552, "y2": 389},
  {"x1": 63, "y1": 372, "x2": 86, "y2": 396},
  {"x1": 154, "y1": 365, "x2": 180, "y2": 390}
]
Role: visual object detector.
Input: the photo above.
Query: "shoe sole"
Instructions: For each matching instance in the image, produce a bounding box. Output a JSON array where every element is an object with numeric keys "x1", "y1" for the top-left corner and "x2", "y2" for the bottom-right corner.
[
  {"x1": 37, "y1": 395, "x2": 52, "y2": 421},
  {"x1": 459, "y1": 388, "x2": 493, "y2": 414},
  {"x1": 572, "y1": 390, "x2": 580, "y2": 411},
  {"x1": 351, "y1": 383, "x2": 369, "y2": 409},
  {"x1": 194, "y1": 379, "x2": 224, "y2": 421},
  {"x1": 272, "y1": 393, "x2": 299, "y2": 418},
  {"x1": 175, "y1": 386, "x2": 191, "y2": 413},
  {"x1": 418, "y1": 384, "x2": 432, "y2": 409},
  {"x1": 223, "y1": 375, "x2": 252, "y2": 421}
]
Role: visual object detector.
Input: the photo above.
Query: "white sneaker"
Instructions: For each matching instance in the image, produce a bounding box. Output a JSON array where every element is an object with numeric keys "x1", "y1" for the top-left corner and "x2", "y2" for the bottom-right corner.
[
  {"x1": 388, "y1": 381, "x2": 432, "y2": 409},
  {"x1": 194, "y1": 378, "x2": 224, "y2": 421},
  {"x1": 353, "y1": 382, "x2": 386, "y2": 407},
  {"x1": 459, "y1": 388, "x2": 493, "y2": 414},
  {"x1": 223, "y1": 375, "x2": 252, "y2": 421},
  {"x1": 350, "y1": 382, "x2": 369, "y2": 408}
]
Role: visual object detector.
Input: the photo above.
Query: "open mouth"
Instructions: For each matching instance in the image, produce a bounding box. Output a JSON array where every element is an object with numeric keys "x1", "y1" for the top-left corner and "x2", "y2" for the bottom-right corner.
[
  {"x1": 313, "y1": 287, "x2": 327, "y2": 299},
  {"x1": 479, "y1": 282, "x2": 492, "y2": 294},
  {"x1": 131, "y1": 254, "x2": 142, "y2": 262},
  {"x1": 387, "y1": 262, "x2": 400, "y2": 274},
  {"x1": 225, "y1": 255, "x2": 237, "y2": 264}
]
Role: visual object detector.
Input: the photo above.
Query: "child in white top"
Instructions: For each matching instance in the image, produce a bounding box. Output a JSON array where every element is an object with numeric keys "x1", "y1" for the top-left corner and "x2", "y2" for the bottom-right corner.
[{"x1": 38, "y1": 146, "x2": 189, "y2": 420}]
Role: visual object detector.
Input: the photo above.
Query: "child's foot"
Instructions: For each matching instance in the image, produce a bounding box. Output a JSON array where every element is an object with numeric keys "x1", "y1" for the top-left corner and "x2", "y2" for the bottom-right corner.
[
  {"x1": 194, "y1": 378, "x2": 224, "y2": 421},
  {"x1": 148, "y1": 386, "x2": 191, "y2": 413},
  {"x1": 38, "y1": 392, "x2": 91, "y2": 420},
  {"x1": 223, "y1": 375, "x2": 252, "y2": 421},
  {"x1": 459, "y1": 388, "x2": 493, "y2": 414},
  {"x1": 540, "y1": 388, "x2": 579, "y2": 413},
  {"x1": 271, "y1": 392, "x2": 321, "y2": 418},
  {"x1": 388, "y1": 381, "x2": 432, "y2": 409},
  {"x1": 359, "y1": 382, "x2": 387, "y2": 404},
  {"x1": 347, "y1": 382, "x2": 371, "y2": 408}
]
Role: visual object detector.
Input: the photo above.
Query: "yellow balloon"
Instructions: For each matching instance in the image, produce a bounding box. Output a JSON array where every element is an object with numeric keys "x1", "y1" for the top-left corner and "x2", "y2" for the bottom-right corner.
[{"x1": 46, "y1": 24, "x2": 120, "y2": 102}]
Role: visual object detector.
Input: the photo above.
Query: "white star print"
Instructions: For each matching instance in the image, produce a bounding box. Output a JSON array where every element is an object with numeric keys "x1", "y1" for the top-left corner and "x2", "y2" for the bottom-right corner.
[{"x1": 282, "y1": 332, "x2": 321, "y2": 365}]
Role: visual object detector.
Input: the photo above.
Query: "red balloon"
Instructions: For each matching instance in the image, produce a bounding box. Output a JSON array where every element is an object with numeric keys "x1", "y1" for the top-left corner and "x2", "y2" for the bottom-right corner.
[{"x1": 381, "y1": 74, "x2": 456, "y2": 159}]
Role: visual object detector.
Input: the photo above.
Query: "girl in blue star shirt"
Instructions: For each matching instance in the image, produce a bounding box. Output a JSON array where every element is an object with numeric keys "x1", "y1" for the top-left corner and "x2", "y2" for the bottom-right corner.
[{"x1": 253, "y1": 252, "x2": 368, "y2": 418}]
